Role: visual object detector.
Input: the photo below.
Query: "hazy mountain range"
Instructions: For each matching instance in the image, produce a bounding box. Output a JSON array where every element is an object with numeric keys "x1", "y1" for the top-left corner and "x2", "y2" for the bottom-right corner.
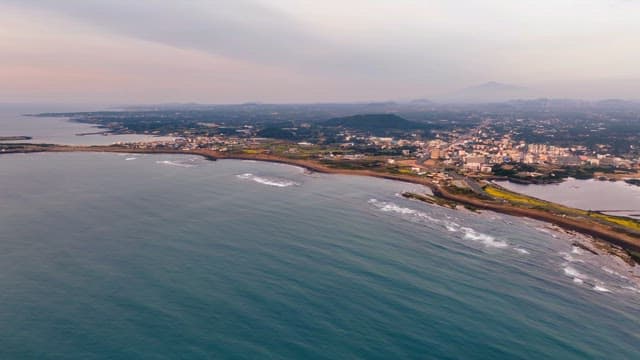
[{"x1": 434, "y1": 82, "x2": 533, "y2": 103}]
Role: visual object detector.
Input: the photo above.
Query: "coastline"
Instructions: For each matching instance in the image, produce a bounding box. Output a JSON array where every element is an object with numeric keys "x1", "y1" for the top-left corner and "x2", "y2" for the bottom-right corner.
[
  {"x1": 432, "y1": 187, "x2": 640, "y2": 260},
  {"x1": 4, "y1": 144, "x2": 640, "y2": 263},
  {"x1": 42, "y1": 145, "x2": 442, "y2": 189}
]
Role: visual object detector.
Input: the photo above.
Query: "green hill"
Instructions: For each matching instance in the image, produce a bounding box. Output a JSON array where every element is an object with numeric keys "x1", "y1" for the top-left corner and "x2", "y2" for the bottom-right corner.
[{"x1": 322, "y1": 114, "x2": 423, "y2": 133}]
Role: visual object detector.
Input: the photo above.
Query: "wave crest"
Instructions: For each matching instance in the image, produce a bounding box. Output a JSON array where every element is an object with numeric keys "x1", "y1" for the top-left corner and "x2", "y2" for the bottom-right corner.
[
  {"x1": 236, "y1": 173, "x2": 299, "y2": 187},
  {"x1": 461, "y1": 227, "x2": 509, "y2": 248},
  {"x1": 156, "y1": 160, "x2": 196, "y2": 168},
  {"x1": 369, "y1": 199, "x2": 510, "y2": 250}
]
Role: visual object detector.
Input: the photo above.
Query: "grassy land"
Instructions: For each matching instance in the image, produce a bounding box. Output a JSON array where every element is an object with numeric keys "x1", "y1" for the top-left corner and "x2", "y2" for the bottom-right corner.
[{"x1": 589, "y1": 213, "x2": 640, "y2": 232}]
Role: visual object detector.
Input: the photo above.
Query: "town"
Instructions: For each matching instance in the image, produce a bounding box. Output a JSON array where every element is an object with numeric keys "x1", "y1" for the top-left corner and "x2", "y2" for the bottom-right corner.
[
  {"x1": 3, "y1": 99, "x2": 640, "y2": 263},
  {"x1": 45, "y1": 100, "x2": 637, "y2": 185}
]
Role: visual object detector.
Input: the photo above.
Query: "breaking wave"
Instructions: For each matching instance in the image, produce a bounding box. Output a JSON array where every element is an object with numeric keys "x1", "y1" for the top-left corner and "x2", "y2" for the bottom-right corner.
[
  {"x1": 563, "y1": 266, "x2": 585, "y2": 279},
  {"x1": 571, "y1": 246, "x2": 584, "y2": 255},
  {"x1": 156, "y1": 158, "x2": 201, "y2": 168},
  {"x1": 561, "y1": 253, "x2": 584, "y2": 263},
  {"x1": 593, "y1": 285, "x2": 612, "y2": 293},
  {"x1": 156, "y1": 160, "x2": 195, "y2": 168},
  {"x1": 369, "y1": 199, "x2": 511, "y2": 250},
  {"x1": 236, "y1": 173, "x2": 299, "y2": 188},
  {"x1": 368, "y1": 199, "x2": 440, "y2": 223},
  {"x1": 462, "y1": 227, "x2": 509, "y2": 248},
  {"x1": 562, "y1": 264, "x2": 620, "y2": 294},
  {"x1": 367, "y1": 201, "x2": 639, "y2": 296}
]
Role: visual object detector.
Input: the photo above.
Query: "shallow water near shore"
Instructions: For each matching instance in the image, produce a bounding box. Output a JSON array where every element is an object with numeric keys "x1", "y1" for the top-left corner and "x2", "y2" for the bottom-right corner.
[{"x1": 1, "y1": 153, "x2": 639, "y2": 359}]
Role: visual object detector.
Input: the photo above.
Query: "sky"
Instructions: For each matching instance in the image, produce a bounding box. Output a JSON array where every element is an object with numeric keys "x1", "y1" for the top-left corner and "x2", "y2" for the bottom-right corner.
[{"x1": 1, "y1": 0, "x2": 639, "y2": 104}]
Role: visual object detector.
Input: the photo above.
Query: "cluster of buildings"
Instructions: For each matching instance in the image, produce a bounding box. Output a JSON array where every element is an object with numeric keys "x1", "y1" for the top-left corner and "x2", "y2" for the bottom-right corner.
[
  {"x1": 115, "y1": 135, "x2": 263, "y2": 153},
  {"x1": 418, "y1": 133, "x2": 638, "y2": 173},
  {"x1": 112, "y1": 118, "x2": 639, "y2": 177}
]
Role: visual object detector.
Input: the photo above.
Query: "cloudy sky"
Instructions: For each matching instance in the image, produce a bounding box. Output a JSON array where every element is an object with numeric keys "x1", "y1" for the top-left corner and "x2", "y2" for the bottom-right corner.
[{"x1": 1, "y1": 0, "x2": 639, "y2": 103}]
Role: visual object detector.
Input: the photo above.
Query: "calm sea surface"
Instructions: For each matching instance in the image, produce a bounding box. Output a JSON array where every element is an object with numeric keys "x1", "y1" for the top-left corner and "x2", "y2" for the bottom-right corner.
[{"x1": 1, "y1": 152, "x2": 639, "y2": 359}]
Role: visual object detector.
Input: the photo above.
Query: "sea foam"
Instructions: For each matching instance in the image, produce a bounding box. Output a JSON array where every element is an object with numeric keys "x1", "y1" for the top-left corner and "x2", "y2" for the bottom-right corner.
[
  {"x1": 563, "y1": 266, "x2": 585, "y2": 279},
  {"x1": 369, "y1": 199, "x2": 509, "y2": 250},
  {"x1": 563, "y1": 266, "x2": 592, "y2": 287},
  {"x1": 156, "y1": 160, "x2": 196, "y2": 168},
  {"x1": 368, "y1": 199, "x2": 439, "y2": 223},
  {"x1": 593, "y1": 285, "x2": 612, "y2": 293},
  {"x1": 461, "y1": 227, "x2": 509, "y2": 248},
  {"x1": 236, "y1": 173, "x2": 299, "y2": 187}
]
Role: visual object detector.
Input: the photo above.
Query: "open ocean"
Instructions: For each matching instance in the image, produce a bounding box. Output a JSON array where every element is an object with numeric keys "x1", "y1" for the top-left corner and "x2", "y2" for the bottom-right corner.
[{"x1": 1, "y1": 152, "x2": 639, "y2": 359}]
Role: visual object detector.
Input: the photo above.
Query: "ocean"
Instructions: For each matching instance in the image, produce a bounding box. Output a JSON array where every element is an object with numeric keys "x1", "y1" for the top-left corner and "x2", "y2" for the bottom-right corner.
[{"x1": 1, "y1": 152, "x2": 639, "y2": 359}]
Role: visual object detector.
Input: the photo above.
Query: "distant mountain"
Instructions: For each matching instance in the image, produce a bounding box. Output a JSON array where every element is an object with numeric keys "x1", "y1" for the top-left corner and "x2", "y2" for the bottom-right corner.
[
  {"x1": 323, "y1": 114, "x2": 423, "y2": 133},
  {"x1": 408, "y1": 98, "x2": 434, "y2": 105},
  {"x1": 438, "y1": 82, "x2": 533, "y2": 103}
]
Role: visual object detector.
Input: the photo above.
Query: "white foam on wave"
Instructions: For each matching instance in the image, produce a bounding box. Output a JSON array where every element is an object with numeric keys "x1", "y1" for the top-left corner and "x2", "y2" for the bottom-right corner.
[
  {"x1": 514, "y1": 248, "x2": 530, "y2": 254},
  {"x1": 236, "y1": 173, "x2": 298, "y2": 187},
  {"x1": 622, "y1": 286, "x2": 640, "y2": 293},
  {"x1": 369, "y1": 199, "x2": 510, "y2": 250},
  {"x1": 462, "y1": 227, "x2": 508, "y2": 248},
  {"x1": 125, "y1": 157, "x2": 137, "y2": 161},
  {"x1": 593, "y1": 285, "x2": 612, "y2": 293},
  {"x1": 252, "y1": 176, "x2": 298, "y2": 187},
  {"x1": 561, "y1": 262, "x2": 636, "y2": 295},
  {"x1": 563, "y1": 266, "x2": 585, "y2": 279},
  {"x1": 446, "y1": 224, "x2": 458, "y2": 232},
  {"x1": 571, "y1": 246, "x2": 584, "y2": 255},
  {"x1": 368, "y1": 199, "x2": 440, "y2": 222},
  {"x1": 601, "y1": 267, "x2": 629, "y2": 280},
  {"x1": 156, "y1": 160, "x2": 196, "y2": 168},
  {"x1": 563, "y1": 265, "x2": 592, "y2": 287},
  {"x1": 561, "y1": 253, "x2": 584, "y2": 263}
]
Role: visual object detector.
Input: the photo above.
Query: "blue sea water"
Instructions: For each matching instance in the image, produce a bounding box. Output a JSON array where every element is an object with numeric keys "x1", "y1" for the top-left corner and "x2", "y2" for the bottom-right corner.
[{"x1": 0, "y1": 153, "x2": 639, "y2": 359}]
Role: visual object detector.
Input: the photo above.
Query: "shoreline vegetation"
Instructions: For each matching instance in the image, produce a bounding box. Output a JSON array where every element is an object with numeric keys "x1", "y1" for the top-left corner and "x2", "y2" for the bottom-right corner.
[{"x1": 3, "y1": 143, "x2": 640, "y2": 265}]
